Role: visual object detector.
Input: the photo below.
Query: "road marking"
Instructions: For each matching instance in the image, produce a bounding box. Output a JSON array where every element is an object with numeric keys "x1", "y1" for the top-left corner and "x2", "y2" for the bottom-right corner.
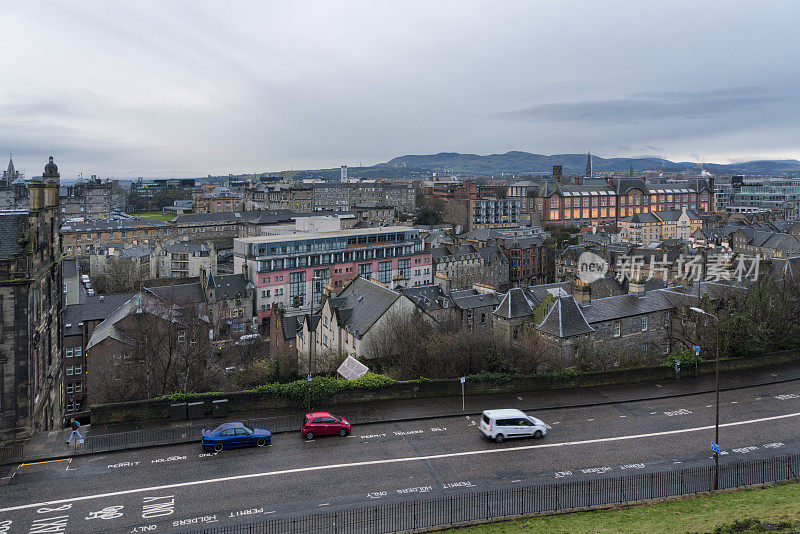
[
  {"x1": 318, "y1": 503, "x2": 329, "y2": 507},
  {"x1": 587, "y1": 418, "x2": 595, "y2": 422},
  {"x1": 731, "y1": 401, "x2": 738, "y2": 404},
  {"x1": 19, "y1": 458, "x2": 71, "y2": 468},
  {"x1": 4, "y1": 410, "x2": 800, "y2": 513},
  {"x1": 620, "y1": 415, "x2": 627, "y2": 418},
  {"x1": 510, "y1": 479, "x2": 521, "y2": 483}
]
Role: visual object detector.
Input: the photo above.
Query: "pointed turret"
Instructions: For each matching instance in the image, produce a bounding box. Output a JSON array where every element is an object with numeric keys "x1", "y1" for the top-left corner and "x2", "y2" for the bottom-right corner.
[
  {"x1": 629, "y1": 164, "x2": 634, "y2": 177},
  {"x1": 585, "y1": 152, "x2": 592, "y2": 176}
]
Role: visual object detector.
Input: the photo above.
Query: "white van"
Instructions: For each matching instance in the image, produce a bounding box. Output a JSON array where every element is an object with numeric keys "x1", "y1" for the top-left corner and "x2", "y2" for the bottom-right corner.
[{"x1": 479, "y1": 409, "x2": 547, "y2": 443}]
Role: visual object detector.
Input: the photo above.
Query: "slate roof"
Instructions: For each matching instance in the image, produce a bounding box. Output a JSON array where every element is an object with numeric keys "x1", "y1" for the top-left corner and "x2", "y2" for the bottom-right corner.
[
  {"x1": 119, "y1": 245, "x2": 153, "y2": 259},
  {"x1": 329, "y1": 277, "x2": 401, "y2": 337},
  {"x1": 63, "y1": 293, "x2": 136, "y2": 336},
  {"x1": 538, "y1": 296, "x2": 595, "y2": 338},
  {"x1": 478, "y1": 245, "x2": 507, "y2": 263},
  {"x1": 401, "y1": 285, "x2": 454, "y2": 311},
  {"x1": 460, "y1": 228, "x2": 500, "y2": 242},
  {"x1": 175, "y1": 210, "x2": 290, "y2": 225},
  {"x1": 164, "y1": 242, "x2": 210, "y2": 254},
  {"x1": 211, "y1": 273, "x2": 251, "y2": 298},
  {"x1": 280, "y1": 314, "x2": 302, "y2": 341},
  {"x1": 61, "y1": 219, "x2": 168, "y2": 232},
  {"x1": 580, "y1": 290, "x2": 675, "y2": 323},
  {"x1": 143, "y1": 282, "x2": 206, "y2": 305},
  {"x1": 450, "y1": 289, "x2": 501, "y2": 310},
  {"x1": 526, "y1": 282, "x2": 571, "y2": 306},
  {"x1": 654, "y1": 210, "x2": 681, "y2": 222},
  {"x1": 62, "y1": 258, "x2": 78, "y2": 279},
  {"x1": 494, "y1": 288, "x2": 534, "y2": 319},
  {"x1": 625, "y1": 212, "x2": 660, "y2": 224},
  {"x1": 0, "y1": 213, "x2": 27, "y2": 260}
]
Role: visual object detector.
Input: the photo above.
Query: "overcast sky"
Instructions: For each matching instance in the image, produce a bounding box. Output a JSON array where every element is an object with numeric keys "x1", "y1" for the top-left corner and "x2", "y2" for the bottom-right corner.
[{"x1": 2, "y1": 1, "x2": 799, "y2": 178}]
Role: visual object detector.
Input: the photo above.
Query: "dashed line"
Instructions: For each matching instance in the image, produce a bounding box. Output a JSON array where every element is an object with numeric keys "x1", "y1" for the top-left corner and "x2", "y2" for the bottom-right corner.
[
  {"x1": 731, "y1": 401, "x2": 739, "y2": 404},
  {"x1": 3, "y1": 411, "x2": 800, "y2": 514},
  {"x1": 620, "y1": 415, "x2": 627, "y2": 418},
  {"x1": 319, "y1": 503, "x2": 330, "y2": 507},
  {"x1": 587, "y1": 418, "x2": 595, "y2": 422}
]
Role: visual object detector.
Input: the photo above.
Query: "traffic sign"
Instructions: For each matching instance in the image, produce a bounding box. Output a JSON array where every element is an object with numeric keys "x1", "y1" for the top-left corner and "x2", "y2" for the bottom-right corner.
[
  {"x1": 711, "y1": 442, "x2": 721, "y2": 454},
  {"x1": 693, "y1": 345, "x2": 700, "y2": 352},
  {"x1": 460, "y1": 377, "x2": 466, "y2": 384}
]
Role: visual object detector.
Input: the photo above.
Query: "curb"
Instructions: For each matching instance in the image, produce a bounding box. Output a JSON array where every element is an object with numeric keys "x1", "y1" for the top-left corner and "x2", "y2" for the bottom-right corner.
[{"x1": 9, "y1": 372, "x2": 800, "y2": 466}]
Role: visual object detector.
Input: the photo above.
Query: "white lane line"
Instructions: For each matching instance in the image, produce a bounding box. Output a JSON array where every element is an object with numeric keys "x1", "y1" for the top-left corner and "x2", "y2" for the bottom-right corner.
[{"x1": 3, "y1": 410, "x2": 800, "y2": 514}]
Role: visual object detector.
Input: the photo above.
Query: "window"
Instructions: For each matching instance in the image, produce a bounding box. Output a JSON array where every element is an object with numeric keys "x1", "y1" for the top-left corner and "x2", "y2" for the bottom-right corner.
[
  {"x1": 359, "y1": 263, "x2": 372, "y2": 280},
  {"x1": 642, "y1": 316, "x2": 648, "y2": 331},
  {"x1": 75, "y1": 382, "x2": 83, "y2": 393},
  {"x1": 66, "y1": 366, "x2": 74, "y2": 376},
  {"x1": 65, "y1": 347, "x2": 73, "y2": 358},
  {"x1": 398, "y1": 258, "x2": 411, "y2": 279},
  {"x1": 75, "y1": 365, "x2": 82, "y2": 375},
  {"x1": 613, "y1": 321, "x2": 621, "y2": 337},
  {"x1": 377, "y1": 261, "x2": 392, "y2": 283},
  {"x1": 75, "y1": 346, "x2": 82, "y2": 358},
  {"x1": 66, "y1": 383, "x2": 74, "y2": 394},
  {"x1": 289, "y1": 271, "x2": 306, "y2": 307},
  {"x1": 177, "y1": 332, "x2": 186, "y2": 343}
]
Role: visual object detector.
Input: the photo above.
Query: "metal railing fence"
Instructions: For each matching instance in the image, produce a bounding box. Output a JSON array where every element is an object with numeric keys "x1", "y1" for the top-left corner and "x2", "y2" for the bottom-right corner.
[{"x1": 187, "y1": 452, "x2": 800, "y2": 534}]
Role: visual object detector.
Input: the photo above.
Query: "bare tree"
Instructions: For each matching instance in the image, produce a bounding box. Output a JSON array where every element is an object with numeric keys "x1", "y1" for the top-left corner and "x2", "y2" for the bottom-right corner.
[
  {"x1": 91, "y1": 257, "x2": 144, "y2": 294},
  {"x1": 89, "y1": 293, "x2": 223, "y2": 403}
]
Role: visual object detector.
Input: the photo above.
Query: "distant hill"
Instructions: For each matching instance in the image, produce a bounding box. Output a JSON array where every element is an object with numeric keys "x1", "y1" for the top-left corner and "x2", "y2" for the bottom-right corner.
[{"x1": 379, "y1": 151, "x2": 800, "y2": 175}]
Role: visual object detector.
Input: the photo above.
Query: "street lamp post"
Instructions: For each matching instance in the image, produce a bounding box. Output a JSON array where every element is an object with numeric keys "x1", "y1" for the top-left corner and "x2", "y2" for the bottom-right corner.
[
  {"x1": 308, "y1": 275, "x2": 323, "y2": 411},
  {"x1": 689, "y1": 306, "x2": 720, "y2": 490}
]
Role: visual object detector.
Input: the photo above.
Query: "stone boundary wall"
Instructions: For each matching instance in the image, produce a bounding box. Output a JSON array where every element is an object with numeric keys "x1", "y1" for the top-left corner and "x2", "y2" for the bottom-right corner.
[{"x1": 90, "y1": 349, "x2": 800, "y2": 425}]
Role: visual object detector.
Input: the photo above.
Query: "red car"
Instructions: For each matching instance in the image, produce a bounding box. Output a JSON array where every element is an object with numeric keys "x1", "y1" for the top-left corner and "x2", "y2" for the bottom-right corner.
[{"x1": 301, "y1": 412, "x2": 351, "y2": 440}]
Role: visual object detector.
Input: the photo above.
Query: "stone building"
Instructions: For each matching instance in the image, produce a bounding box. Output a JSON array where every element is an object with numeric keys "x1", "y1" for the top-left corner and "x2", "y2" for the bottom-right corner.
[
  {"x1": 267, "y1": 184, "x2": 313, "y2": 212},
  {"x1": 0, "y1": 156, "x2": 64, "y2": 438},
  {"x1": 0, "y1": 155, "x2": 28, "y2": 210},
  {"x1": 61, "y1": 219, "x2": 175, "y2": 258},
  {"x1": 192, "y1": 186, "x2": 245, "y2": 214},
  {"x1": 59, "y1": 177, "x2": 112, "y2": 221},
  {"x1": 157, "y1": 241, "x2": 217, "y2": 279},
  {"x1": 62, "y1": 293, "x2": 134, "y2": 416},
  {"x1": 295, "y1": 276, "x2": 431, "y2": 372}
]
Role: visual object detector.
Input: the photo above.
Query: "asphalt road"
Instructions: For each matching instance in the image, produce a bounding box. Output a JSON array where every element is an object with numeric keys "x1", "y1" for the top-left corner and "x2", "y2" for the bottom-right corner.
[{"x1": 2, "y1": 380, "x2": 800, "y2": 533}]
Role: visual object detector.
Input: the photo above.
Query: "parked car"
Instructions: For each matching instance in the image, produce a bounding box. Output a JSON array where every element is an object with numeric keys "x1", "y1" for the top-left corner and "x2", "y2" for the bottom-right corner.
[
  {"x1": 301, "y1": 412, "x2": 351, "y2": 440},
  {"x1": 202, "y1": 422, "x2": 271, "y2": 452},
  {"x1": 87, "y1": 288, "x2": 95, "y2": 295},
  {"x1": 234, "y1": 333, "x2": 260, "y2": 346},
  {"x1": 81, "y1": 274, "x2": 90, "y2": 283},
  {"x1": 479, "y1": 409, "x2": 547, "y2": 443}
]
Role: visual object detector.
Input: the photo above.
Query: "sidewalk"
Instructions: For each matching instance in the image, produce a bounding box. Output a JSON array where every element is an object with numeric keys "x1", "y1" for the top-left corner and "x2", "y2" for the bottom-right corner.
[{"x1": 9, "y1": 360, "x2": 800, "y2": 465}]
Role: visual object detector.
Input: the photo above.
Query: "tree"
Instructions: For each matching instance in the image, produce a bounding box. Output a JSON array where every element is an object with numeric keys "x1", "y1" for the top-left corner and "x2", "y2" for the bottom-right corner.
[
  {"x1": 91, "y1": 257, "x2": 145, "y2": 294},
  {"x1": 89, "y1": 293, "x2": 223, "y2": 404}
]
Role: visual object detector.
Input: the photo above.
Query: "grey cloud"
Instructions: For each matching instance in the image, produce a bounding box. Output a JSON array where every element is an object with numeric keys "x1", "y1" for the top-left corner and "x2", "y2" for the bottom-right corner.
[{"x1": 495, "y1": 87, "x2": 797, "y2": 126}]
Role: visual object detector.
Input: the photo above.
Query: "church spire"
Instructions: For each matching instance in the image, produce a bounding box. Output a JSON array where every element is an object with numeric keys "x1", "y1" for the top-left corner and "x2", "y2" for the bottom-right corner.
[
  {"x1": 629, "y1": 164, "x2": 634, "y2": 177},
  {"x1": 585, "y1": 152, "x2": 593, "y2": 176}
]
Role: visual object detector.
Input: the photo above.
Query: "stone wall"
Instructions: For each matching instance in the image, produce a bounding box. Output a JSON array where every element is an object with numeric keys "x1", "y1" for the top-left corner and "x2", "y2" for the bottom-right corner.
[{"x1": 90, "y1": 349, "x2": 800, "y2": 426}]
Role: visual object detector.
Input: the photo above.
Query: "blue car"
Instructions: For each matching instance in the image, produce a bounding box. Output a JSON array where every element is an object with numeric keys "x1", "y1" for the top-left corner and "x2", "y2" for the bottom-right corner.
[{"x1": 201, "y1": 422, "x2": 271, "y2": 452}]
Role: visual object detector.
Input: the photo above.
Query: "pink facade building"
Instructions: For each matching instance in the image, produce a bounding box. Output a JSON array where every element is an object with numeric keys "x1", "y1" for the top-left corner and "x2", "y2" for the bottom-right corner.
[{"x1": 233, "y1": 226, "x2": 433, "y2": 327}]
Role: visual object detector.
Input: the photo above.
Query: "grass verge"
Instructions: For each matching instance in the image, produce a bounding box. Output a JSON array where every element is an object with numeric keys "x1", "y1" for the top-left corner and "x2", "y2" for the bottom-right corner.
[{"x1": 448, "y1": 482, "x2": 800, "y2": 533}]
